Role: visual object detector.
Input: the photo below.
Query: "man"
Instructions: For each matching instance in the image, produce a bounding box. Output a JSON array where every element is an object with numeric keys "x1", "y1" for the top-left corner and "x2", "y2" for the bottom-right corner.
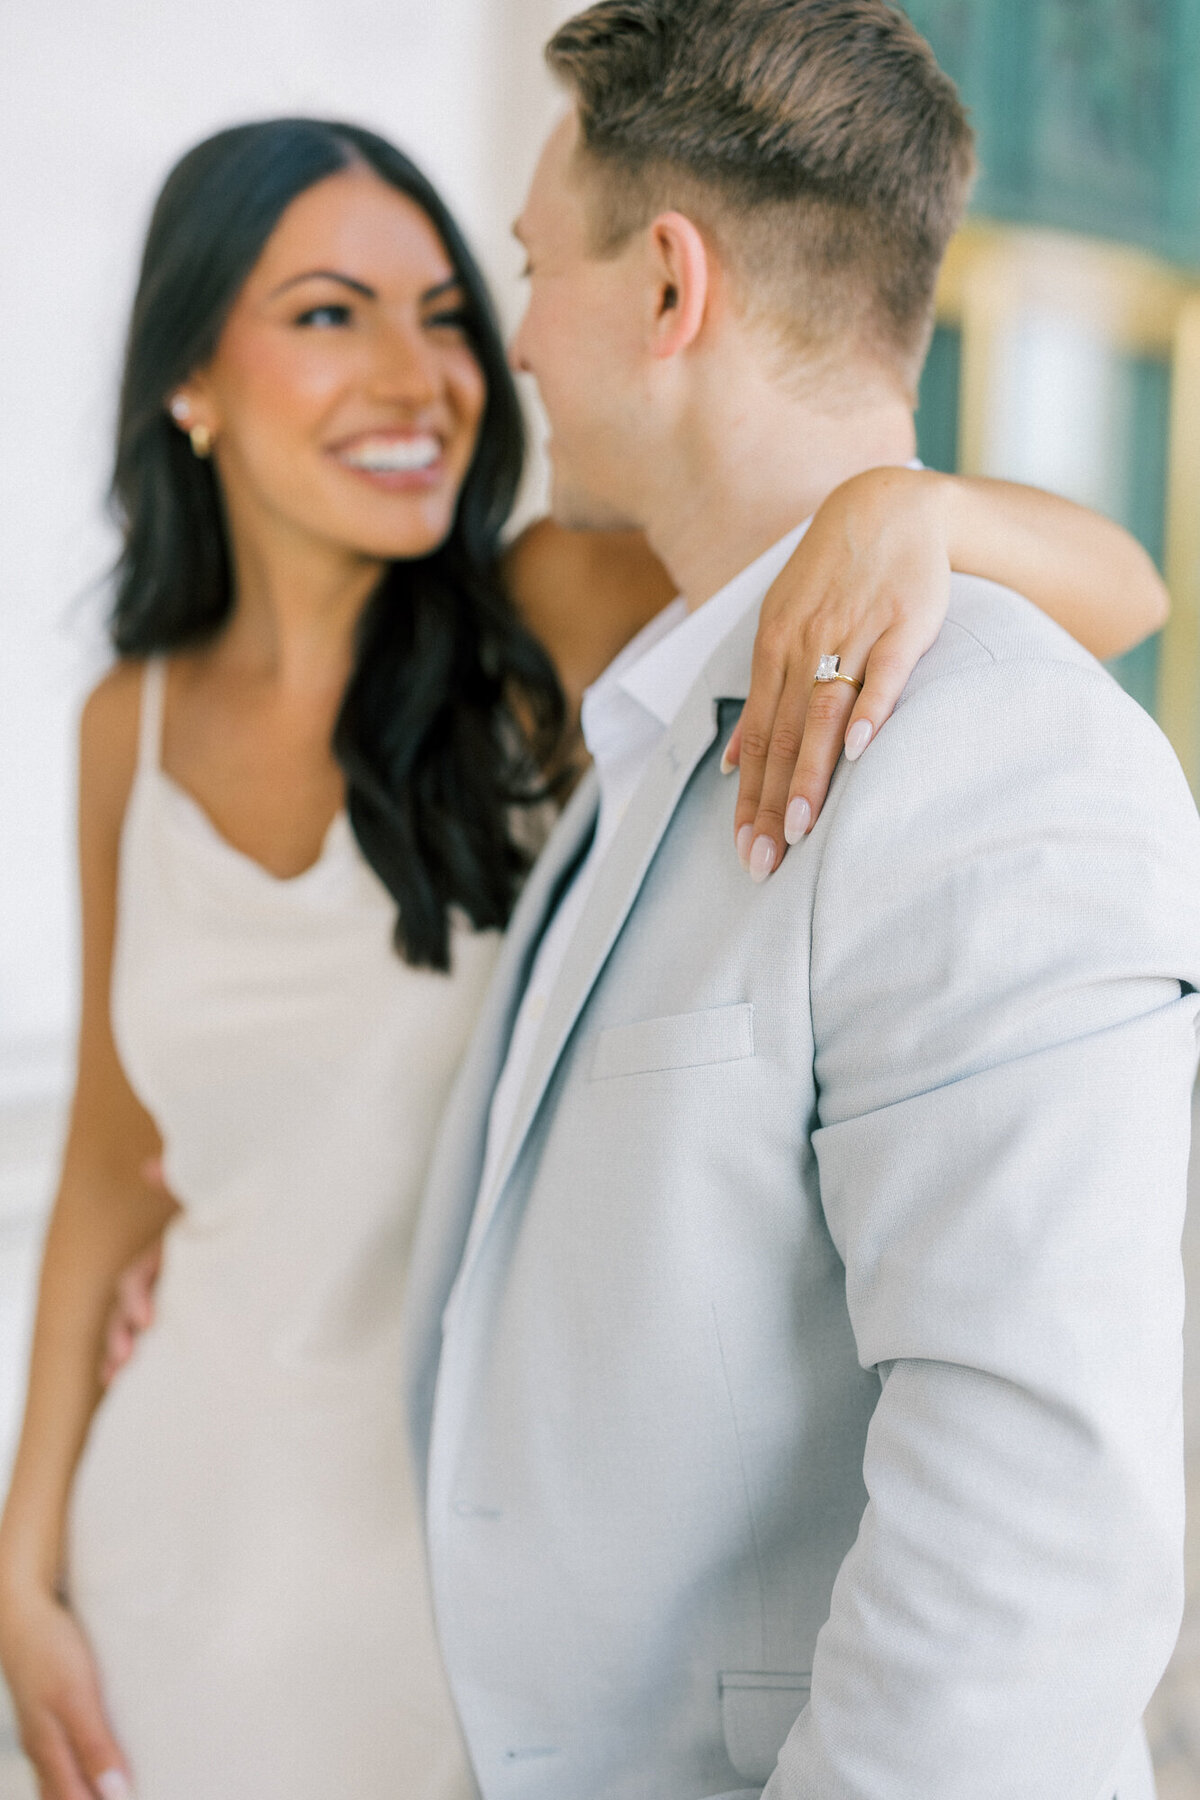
[{"x1": 403, "y1": 3, "x2": 1200, "y2": 1795}]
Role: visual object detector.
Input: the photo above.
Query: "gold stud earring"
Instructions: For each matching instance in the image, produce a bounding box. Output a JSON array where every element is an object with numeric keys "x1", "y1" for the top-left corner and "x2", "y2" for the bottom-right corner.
[{"x1": 189, "y1": 423, "x2": 214, "y2": 459}]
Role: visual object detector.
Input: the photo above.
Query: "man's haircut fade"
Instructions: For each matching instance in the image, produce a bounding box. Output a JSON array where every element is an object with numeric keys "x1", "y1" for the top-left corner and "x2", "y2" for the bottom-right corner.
[{"x1": 545, "y1": 0, "x2": 976, "y2": 390}]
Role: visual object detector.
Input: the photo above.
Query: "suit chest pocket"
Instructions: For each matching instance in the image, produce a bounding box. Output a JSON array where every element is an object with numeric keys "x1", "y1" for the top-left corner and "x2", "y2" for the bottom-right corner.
[
  {"x1": 589, "y1": 1003, "x2": 755, "y2": 1081},
  {"x1": 719, "y1": 1670, "x2": 811, "y2": 1784}
]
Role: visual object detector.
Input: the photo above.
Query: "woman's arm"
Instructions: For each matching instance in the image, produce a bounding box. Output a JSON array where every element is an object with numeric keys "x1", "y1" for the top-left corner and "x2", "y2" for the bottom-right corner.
[
  {"x1": 0, "y1": 665, "x2": 175, "y2": 1800},
  {"x1": 504, "y1": 475, "x2": 1166, "y2": 813},
  {"x1": 724, "y1": 467, "x2": 1169, "y2": 876},
  {"x1": 928, "y1": 473, "x2": 1167, "y2": 659}
]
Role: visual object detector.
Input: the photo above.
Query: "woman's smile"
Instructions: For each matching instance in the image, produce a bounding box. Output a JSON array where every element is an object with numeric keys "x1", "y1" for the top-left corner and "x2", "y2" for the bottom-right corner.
[{"x1": 328, "y1": 428, "x2": 448, "y2": 490}]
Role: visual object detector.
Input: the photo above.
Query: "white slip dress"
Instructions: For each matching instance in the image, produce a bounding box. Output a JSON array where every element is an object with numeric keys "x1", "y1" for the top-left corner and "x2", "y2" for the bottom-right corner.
[{"x1": 67, "y1": 659, "x2": 501, "y2": 1800}]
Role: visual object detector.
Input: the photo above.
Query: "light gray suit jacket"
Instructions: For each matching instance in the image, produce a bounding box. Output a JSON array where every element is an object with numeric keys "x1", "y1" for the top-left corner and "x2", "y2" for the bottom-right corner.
[{"x1": 404, "y1": 576, "x2": 1200, "y2": 1800}]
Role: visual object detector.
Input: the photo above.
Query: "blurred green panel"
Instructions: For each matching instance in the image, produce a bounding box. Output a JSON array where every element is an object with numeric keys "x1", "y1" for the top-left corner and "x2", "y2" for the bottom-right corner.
[
  {"x1": 915, "y1": 326, "x2": 962, "y2": 473},
  {"x1": 902, "y1": 4, "x2": 1189, "y2": 719},
  {"x1": 1107, "y1": 633, "x2": 1162, "y2": 713},
  {"x1": 902, "y1": 0, "x2": 1200, "y2": 268},
  {"x1": 1103, "y1": 355, "x2": 1170, "y2": 711},
  {"x1": 1124, "y1": 356, "x2": 1171, "y2": 570}
]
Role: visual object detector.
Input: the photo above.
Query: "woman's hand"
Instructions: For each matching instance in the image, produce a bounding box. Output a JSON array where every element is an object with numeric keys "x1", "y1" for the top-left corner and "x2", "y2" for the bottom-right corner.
[
  {"x1": 99, "y1": 1224, "x2": 163, "y2": 1391},
  {"x1": 726, "y1": 465, "x2": 952, "y2": 879},
  {"x1": 726, "y1": 462, "x2": 1170, "y2": 879},
  {"x1": 0, "y1": 1584, "x2": 131, "y2": 1798}
]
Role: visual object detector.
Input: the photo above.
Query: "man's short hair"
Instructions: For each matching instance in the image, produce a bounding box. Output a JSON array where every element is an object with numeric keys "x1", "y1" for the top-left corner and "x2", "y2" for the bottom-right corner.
[{"x1": 546, "y1": 0, "x2": 976, "y2": 392}]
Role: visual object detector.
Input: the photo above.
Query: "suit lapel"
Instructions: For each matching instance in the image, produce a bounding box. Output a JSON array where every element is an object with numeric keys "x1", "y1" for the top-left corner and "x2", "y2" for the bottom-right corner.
[
  {"x1": 460, "y1": 768, "x2": 602, "y2": 1116},
  {"x1": 403, "y1": 769, "x2": 599, "y2": 1461},
  {"x1": 409, "y1": 601, "x2": 763, "y2": 1475},
  {"x1": 495, "y1": 601, "x2": 761, "y2": 1204},
  {"x1": 455, "y1": 672, "x2": 728, "y2": 1273}
]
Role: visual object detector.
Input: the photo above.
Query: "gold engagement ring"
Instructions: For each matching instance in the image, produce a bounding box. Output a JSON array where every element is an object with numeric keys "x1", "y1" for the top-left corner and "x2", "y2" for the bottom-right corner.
[{"x1": 814, "y1": 654, "x2": 864, "y2": 692}]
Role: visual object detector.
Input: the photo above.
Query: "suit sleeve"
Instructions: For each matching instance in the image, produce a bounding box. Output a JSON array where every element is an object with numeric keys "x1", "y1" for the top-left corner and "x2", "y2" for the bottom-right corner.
[{"x1": 768, "y1": 648, "x2": 1200, "y2": 1800}]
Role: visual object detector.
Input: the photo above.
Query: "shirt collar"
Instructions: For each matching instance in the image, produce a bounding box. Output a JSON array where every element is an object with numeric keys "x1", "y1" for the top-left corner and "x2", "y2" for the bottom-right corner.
[
  {"x1": 618, "y1": 519, "x2": 812, "y2": 729},
  {"x1": 579, "y1": 594, "x2": 690, "y2": 764}
]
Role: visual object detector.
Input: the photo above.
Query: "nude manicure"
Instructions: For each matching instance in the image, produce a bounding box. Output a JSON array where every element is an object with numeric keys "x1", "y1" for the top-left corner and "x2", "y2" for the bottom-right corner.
[
  {"x1": 719, "y1": 740, "x2": 737, "y2": 775},
  {"x1": 749, "y1": 836, "x2": 776, "y2": 883},
  {"x1": 784, "y1": 797, "x2": 811, "y2": 844},
  {"x1": 96, "y1": 1773, "x2": 133, "y2": 1800},
  {"x1": 845, "y1": 719, "x2": 874, "y2": 762},
  {"x1": 736, "y1": 824, "x2": 754, "y2": 869}
]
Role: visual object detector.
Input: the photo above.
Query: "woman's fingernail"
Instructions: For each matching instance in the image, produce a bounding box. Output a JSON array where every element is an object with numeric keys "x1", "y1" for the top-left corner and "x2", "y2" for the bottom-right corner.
[
  {"x1": 845, "y1": 719, "x2": 873, "y2": 762},
  {"x1": 736, "y1": 824, "x2": 754, "y2": 868},
  {"x1": 749, "y1": 835, "x2": 776, "y2": 883},
  {"x1": 96, "y1": 1773, "x2": 133, "y2": 1800},
  {"x1": 784, "y1": 797, "x2": 811, "y2": 844},
  {"x1": 719, "y1": 739, "x2": 737, "y2": 775}
]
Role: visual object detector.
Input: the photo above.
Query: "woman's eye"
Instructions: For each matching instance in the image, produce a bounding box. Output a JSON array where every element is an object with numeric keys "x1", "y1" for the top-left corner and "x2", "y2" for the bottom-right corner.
[
  {"x1": 294, "y1": 303, "x2": 352, "y2": 328},
  {"x1": 426, "y1": 308, "x2": 471, "y2": 334}
]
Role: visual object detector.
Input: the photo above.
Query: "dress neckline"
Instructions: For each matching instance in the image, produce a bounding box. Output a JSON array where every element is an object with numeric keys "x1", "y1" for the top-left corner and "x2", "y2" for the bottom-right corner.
[
  {"x1": 152, "y1": 764, "x2": 352, "y2": 890},
  {"x1": 135, "y1": 655, "x2": 353, "y2": 892}
]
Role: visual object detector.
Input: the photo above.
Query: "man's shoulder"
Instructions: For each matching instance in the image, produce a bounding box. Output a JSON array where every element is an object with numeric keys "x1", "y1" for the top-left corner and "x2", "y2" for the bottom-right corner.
[
  {"x1": 894, "y1": 573, "x2": 1175, "y2": 757},
  {"x1": 832, "y1": 574, "x2": 1200, "y2": 873},
  {"x1": 912, "y1": 573, "x2": 1106, "y2": 693}
]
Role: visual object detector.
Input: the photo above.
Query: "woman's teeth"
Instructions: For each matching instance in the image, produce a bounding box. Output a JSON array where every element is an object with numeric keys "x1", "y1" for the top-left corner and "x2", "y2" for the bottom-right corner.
[{"x1": 341, "y1": 435, "x2": 441, "y2": 473}]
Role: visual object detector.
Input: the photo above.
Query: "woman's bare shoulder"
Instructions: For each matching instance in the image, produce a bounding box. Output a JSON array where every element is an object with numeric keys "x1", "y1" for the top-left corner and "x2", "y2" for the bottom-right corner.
[
  {"x1": 503, "y1": 519, "x2": 677, "y2": 706},
  {"x1": 504, "y1": 518, "x2": 673, "y2": 614},
  {"x1": 501, "y1": 518, "x2": 590, "y2": 621},
  {"x1": 79, "y1": 658, "x2": 145, "y2": 831}
]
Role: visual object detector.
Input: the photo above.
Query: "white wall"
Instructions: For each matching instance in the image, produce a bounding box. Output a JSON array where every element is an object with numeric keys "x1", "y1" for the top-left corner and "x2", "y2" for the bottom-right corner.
[{"x1": 0, "y1": 0, "x2": 574, "y2": 1105}]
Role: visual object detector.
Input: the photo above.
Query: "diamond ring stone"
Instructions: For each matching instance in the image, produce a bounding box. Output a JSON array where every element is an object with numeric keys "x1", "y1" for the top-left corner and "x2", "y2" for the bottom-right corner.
[{"x1": 813, "y1": 654, "x2": 864, "y2": 692}]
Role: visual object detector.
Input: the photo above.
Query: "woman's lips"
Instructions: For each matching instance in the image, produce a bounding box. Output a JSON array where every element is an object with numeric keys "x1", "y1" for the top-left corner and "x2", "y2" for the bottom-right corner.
[{"x1": 329, "y1": 431, "x2": 447, "y2": 489}]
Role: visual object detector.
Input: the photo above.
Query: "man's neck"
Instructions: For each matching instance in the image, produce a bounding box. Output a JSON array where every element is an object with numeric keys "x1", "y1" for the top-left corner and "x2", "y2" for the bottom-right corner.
[{"x1": 645, "y1": 390, "x2": 918, "y2": 610}]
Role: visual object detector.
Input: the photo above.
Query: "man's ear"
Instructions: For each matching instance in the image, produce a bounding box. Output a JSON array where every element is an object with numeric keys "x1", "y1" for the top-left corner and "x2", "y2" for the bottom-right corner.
[{"x1": 647, "y1": 211, "x2": 709, "y2": 360}]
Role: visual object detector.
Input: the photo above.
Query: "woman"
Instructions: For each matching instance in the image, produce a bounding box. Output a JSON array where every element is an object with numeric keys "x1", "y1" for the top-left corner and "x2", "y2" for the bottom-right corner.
[{"x1": 0, "y1": 117, "x2": 1169, "y2": 1800}]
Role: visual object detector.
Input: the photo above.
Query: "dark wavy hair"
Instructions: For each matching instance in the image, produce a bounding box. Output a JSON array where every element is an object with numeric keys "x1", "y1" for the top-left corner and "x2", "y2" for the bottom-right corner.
[{"x1": 109, "y1": 117, "x2": 565, "y2": 969}]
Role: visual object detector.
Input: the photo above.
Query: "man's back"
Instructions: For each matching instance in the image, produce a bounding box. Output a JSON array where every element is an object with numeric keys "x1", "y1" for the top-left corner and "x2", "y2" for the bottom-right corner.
[{"x1": 410, "y1": 576, "x2": 1200, "y2": 1800}]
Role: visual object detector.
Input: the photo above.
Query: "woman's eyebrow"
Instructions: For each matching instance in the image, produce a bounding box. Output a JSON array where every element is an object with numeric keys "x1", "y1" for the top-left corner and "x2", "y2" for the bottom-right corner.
[
  {"x1": 267, "y1": 272, "x2": 465, "y2": 304},
  {"x1": 421, "y1": 276, "x2": 466, "y2": 305},
  {"x1": 269, "y1": 269, "x2": 377, "y2": 300}
]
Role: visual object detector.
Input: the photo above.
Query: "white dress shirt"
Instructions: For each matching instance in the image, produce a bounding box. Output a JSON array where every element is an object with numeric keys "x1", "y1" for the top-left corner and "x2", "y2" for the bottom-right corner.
[{"x1": 475, "y1": 520, "x2": 810, "y2": 1215}]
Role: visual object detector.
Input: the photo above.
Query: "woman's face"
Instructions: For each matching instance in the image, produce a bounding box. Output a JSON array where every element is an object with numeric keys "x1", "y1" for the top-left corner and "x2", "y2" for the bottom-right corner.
[{"x1": 179, "y1": 165, "x2": 488, "y2": 566}]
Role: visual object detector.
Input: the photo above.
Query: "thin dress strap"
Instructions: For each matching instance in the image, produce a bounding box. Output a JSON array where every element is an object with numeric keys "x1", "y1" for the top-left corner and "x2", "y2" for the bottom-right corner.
[{"x1": 138, "y1": 657, "x2": 167, "y2": 773}]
